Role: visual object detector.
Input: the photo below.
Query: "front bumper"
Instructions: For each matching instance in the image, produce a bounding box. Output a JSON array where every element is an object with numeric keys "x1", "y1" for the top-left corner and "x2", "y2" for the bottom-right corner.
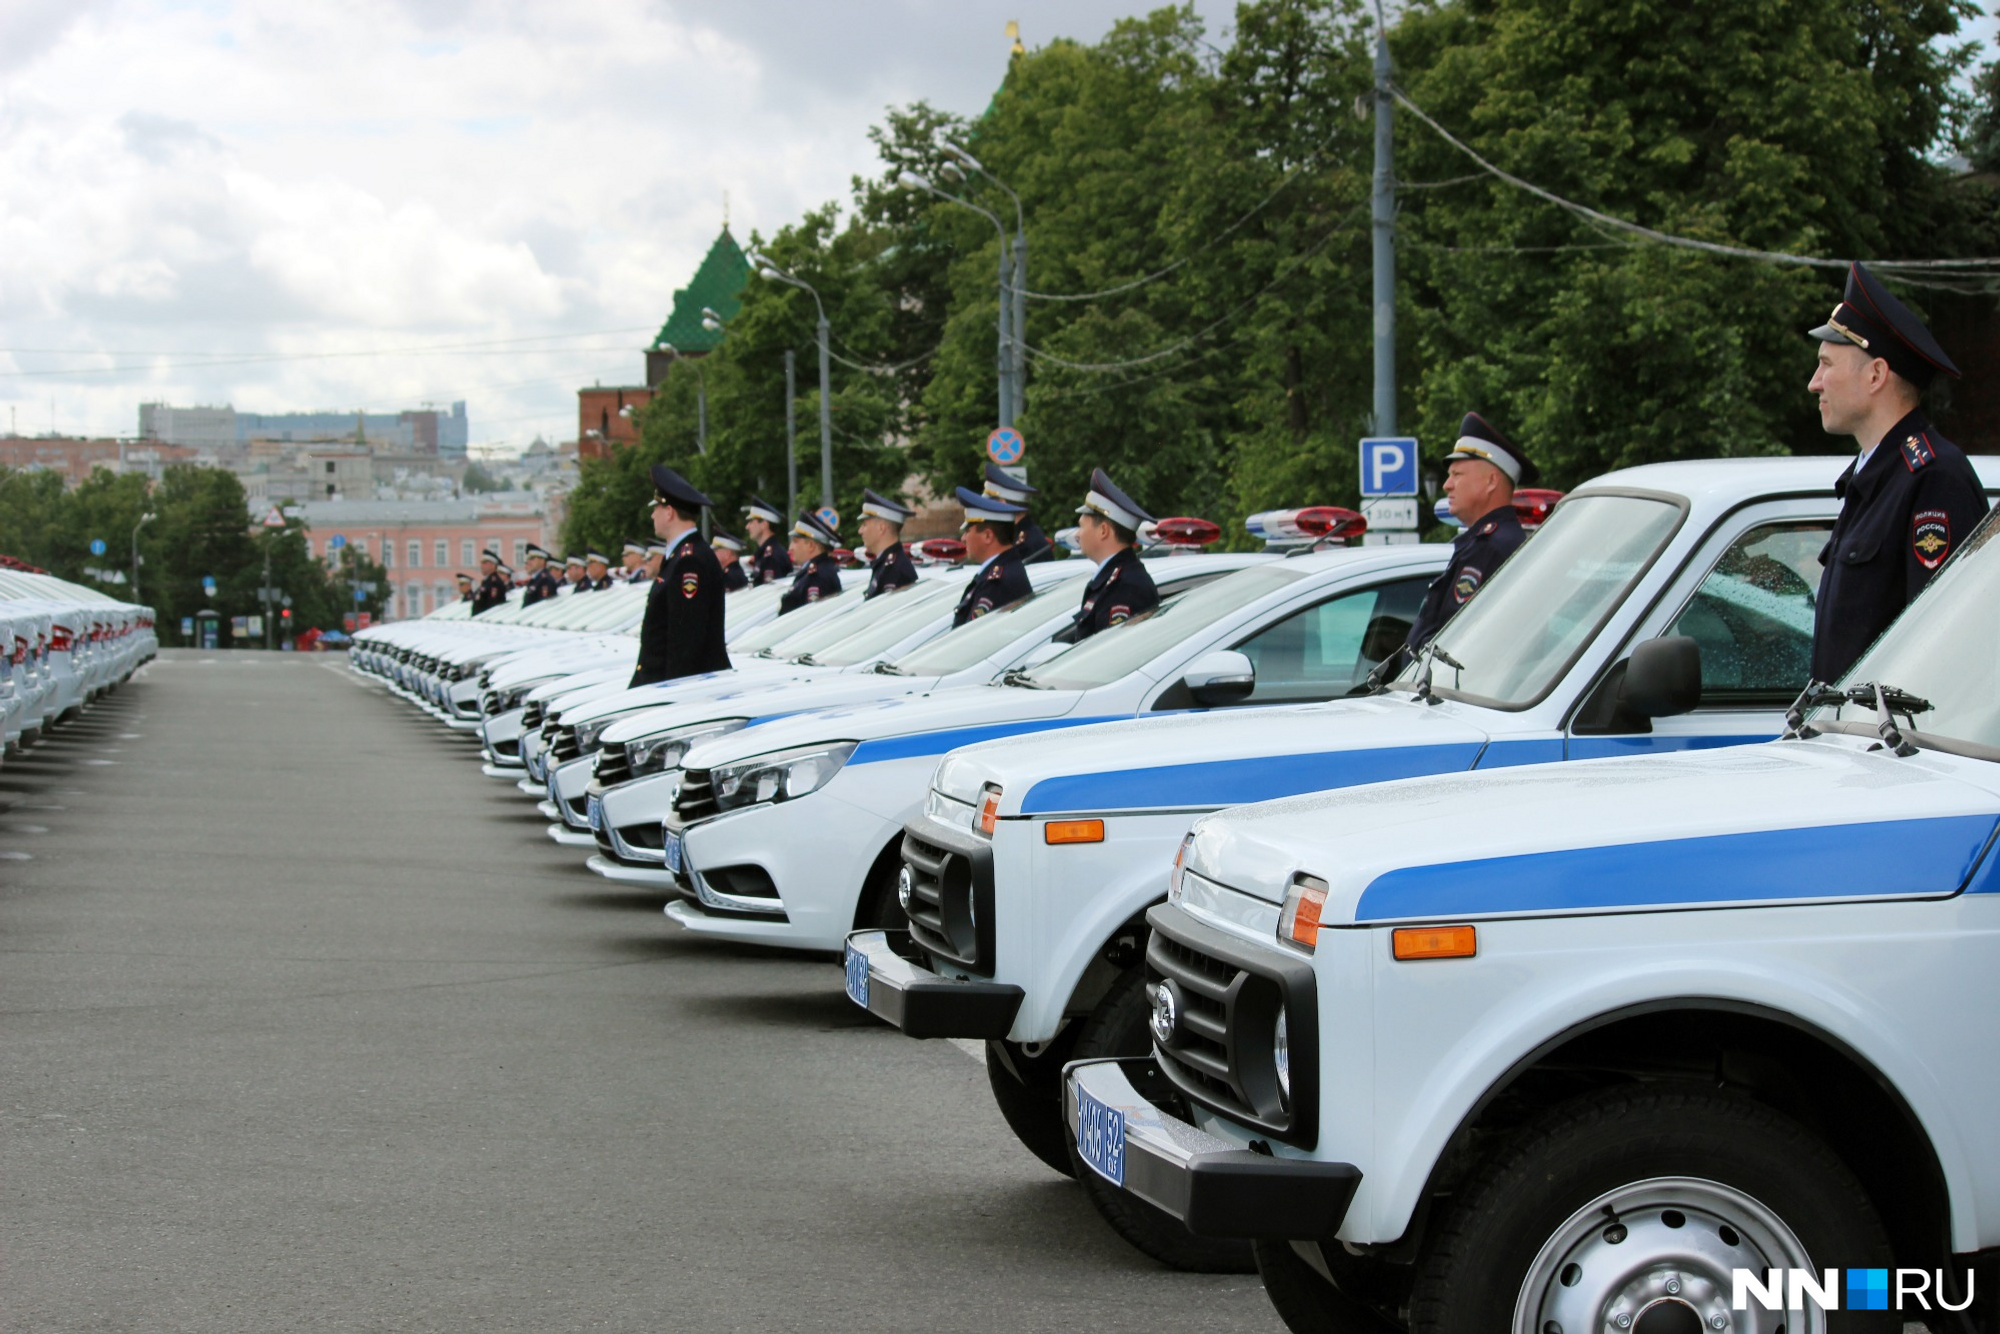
[
  {"x1": 1063, "y1": 1057, "x2": 1359, "y2": 1241},
  {"x1": 843, "y1": 929, "x2": 1023, "y2": 1038},
  {"x1": 585, "y1": 853, "x2": 684, "y2": 889}
]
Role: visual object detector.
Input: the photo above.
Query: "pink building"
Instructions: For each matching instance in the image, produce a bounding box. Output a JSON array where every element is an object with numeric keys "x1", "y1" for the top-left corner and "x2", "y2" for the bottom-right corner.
[{"x1": 296, "y1": 498, "x2": 548, "y2": 620}]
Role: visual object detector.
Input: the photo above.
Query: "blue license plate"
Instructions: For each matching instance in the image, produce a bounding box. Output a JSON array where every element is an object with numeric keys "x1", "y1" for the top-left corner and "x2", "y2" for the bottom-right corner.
[
  {"x1": 662, "y1": 829, "x2": 683, "y2": 874},
  {"x1": 586, "y1": 795, "x2": 603, "y2": 831},
  {"x1": 843, "y1": 943, "x2": 869, "y2": 1009},
  {"x1": 1075, "y1": 1085, "x2": 1126, "y2": 1186},
  {"x1": 546, "y1": 772, "x2": 561, "y2": 807}
]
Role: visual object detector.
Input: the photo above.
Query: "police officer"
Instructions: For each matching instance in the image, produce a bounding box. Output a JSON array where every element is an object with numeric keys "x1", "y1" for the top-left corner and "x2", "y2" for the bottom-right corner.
[
  {"x1": 779, "y1": 510, "x2": 844, "y2": 613},
  {"x1": 471, "y1": 548, "x2": 511, "y2": 614},
  {"x1": 631, "y1": 465, "x2": 731, "y2": 687},
  {"x1": 1405, "y1": 412, "x2": 1535, "y2": 652},
  {"x1": 952, "y1": 486, "x2": 1035, "y2": 625},
  {"x1": 1054, "y1": 469, "x2": 1159, "y2": 643},
  {"x1": 709, "y1": 529, "x2": 751, "y2": 591},
  {"x1": 576, "y1": 551, "x2": 616, "y2": 592},
  {"x1": 561, "y1": 554, "x2": 587, "y2": 592},
  {"x1": 520, "y1": 544, "x2": 559, "y2": 605},
  {"x1": 858, "y1": 489, "x2": 918, "y2": 598},
  {"x1": 982, "y1": 463, "x2": 1053, "y2": 563},
  {"x1": 620, "y1": 541, "x2": 650, "y2": 583},
  {"x1": 455, "y1": 572, "x2": 474, "y2": 603},
  {"x1": 1807, "y1": 261, "x2": 1986, "y2": 684},
  {"x1": 742, "y1": 497, "x2": 794, "y2": 585}
]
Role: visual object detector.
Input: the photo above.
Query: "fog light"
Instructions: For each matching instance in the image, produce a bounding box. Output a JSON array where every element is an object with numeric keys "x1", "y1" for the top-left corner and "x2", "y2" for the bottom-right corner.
[
  {"x1": 1274, "y1": 1009, "x2": 1290, "y2": 1103},
  {"x1": 896, "y1": 865, "x2": 913, "y2": 911}
]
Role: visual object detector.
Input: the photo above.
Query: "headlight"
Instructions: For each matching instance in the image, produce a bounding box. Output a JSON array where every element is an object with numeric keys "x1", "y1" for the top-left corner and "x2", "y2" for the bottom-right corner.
[
  {"x1": 626, "y1": 719, "x2": 749, "y2": 776},
  {"x1": 1278, "y1": 873, "x2": 1329, "y2": 953},
  {"x1": 975, "y1": 783, "x2": 1002, "y2": 838},
  {"x1": 1273, "y1": 1009, "x2": 1290, "y2": 1104},
  {"x1": 1168, "y1": 833, "x2": 1194, "y2": 903},
  {"x1": 575, "y1": 719, "x2": 615, "y2": 754},
  {"x1": 712, "y1": 742, "x2": 858, "y2": 811}
]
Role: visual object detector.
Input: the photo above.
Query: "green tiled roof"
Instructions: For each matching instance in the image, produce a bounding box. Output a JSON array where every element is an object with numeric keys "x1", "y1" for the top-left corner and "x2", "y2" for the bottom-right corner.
[{"x1": 651, "y1": 227, "x2": 750, "y2": 354}]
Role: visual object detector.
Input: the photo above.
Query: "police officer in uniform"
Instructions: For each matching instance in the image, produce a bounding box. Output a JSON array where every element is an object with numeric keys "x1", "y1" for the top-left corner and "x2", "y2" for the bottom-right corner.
[
  {"x1": 455, "y1": 572, "x2": 474, "y2": 603},
  {"x1": 631, "y1": 465, "x2": 731, "y2": 687},
  {"x1": 952, "y1": 487, "x2": 1035, "y2": 625},
  {"x1": 743, "y1": 497, "x2": 794, "y2": 585},
  {"x1": 576, "y1": 551, "x2": 616, "y2": 592},
  {"x1": 1807, "y1": 261, "x2": 1986, "y2": 684},
  {"x1": 471, "y1": 548, "x2": 511, "y2": 615},
  {"x1": 983, "y1": 463, "x2": 1053, "y2": 563},
  {"x1": 620, "y1": 541, "x2": 649, "y2": 583},
  {"x1": 1054, "y1": 469, "x2": 1160, "y2": 643},
  {"x1": 520, "y1": 544, "x2": 559, "y2": 605},
  {"x1": 779, "y1": 510, "x2": 844, "y2": 613},
  {"x1": 710, "y1": 529, "x2": 751, "y2": 592},
  {"x1": 560, "y1": 554, "x2": 587, "y2": 592},
  {"x1": 1405, "y1": 412, "x2": 1535, "y2": 652},
  {"x1": 858, "y1": 489, "x2": 918, "y2": 598}
]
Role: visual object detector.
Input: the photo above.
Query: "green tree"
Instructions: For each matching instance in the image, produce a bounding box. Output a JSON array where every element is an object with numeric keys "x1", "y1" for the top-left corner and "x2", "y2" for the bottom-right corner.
[{"x1": 461, "y1": 460, "x2": 506, "y2": 493}]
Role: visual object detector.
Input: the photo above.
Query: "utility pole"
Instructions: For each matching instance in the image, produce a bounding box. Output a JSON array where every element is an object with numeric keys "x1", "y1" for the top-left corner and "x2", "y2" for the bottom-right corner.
[
  {"x1": 784, "y1": 349, "x2": 798, "y2": 519},
  {"x1": 994, "y1": 242, "x2": 1013, "y2": 428},
  {"x1": 1371, "y1": 0, "x2": 1397, "y2": 436},
  {"x1": 816, "y1": 313, "x2": 834, "y2": 510},
  {"x1": 1011, "y1": 232, "x2": 1027, "y2": 426}
]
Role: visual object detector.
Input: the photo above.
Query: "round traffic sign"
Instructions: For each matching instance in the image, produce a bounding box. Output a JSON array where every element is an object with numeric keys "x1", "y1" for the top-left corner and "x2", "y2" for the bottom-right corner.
[
  {"x1": 815, "y1": 506, "x2": 840, "y2": 532},
  {"x1": 986, "y1": 427, "x2": 1024, "y2": 466},
  {"x1": 89, "y1": 539, "x2": 106, "y2": 556},
  {"x1": 329, "y1": 534, "x2": 347, "y2": 549}
]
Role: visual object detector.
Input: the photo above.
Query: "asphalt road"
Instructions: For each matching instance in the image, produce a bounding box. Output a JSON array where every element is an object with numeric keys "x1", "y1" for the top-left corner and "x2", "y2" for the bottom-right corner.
[{"x1": 0, "y1": 650, "x2": 1281, "y2": 1333}]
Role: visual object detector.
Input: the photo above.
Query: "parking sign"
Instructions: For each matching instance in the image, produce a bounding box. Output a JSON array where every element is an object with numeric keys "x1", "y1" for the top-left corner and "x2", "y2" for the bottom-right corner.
[{"x1": 1358, "y1": 437, "x2": 1418, "y2": 496}]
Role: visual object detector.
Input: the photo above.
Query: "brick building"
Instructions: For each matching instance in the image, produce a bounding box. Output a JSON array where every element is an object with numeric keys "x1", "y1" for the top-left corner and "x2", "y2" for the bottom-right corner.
[
  {"x1": 296, "y1": 498, "x2": 548, "y2": 620},
  {"x1": 0, "y1": 436, "x2": 200, "y2": 485}
]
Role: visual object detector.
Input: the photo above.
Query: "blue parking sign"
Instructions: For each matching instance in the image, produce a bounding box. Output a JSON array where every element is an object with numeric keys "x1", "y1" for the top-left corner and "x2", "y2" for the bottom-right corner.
[{"x1": 1359, "y1": 437, "x2": 1418, "y2": 496}]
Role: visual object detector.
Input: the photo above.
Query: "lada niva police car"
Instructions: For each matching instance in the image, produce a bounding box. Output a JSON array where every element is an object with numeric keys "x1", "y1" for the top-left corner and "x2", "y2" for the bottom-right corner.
[
  {"x1": 661, "y1": 541, "x2": 1451, "y2": 953},
  {"x1": 1062, "y1": 507, "x2": 2000, "y2": 1331},
  {"x1": 850, "y1": 455, "x2": 2000, "y2": 1271}
]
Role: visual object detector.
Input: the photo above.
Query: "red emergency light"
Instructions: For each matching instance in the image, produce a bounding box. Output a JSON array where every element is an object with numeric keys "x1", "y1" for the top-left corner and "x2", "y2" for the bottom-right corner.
[
  {"x1": 1151, "y1": 516, "x2": 1222, "y2": 548},
  {"x1": 1512, "y1": 489, "x2": 1564, "y2": 529},
  {"x1": 1294, "y1": 506, "x2": 1368, "y2": 541},
  {"x1": 916, "y1": 538, "x2": 966, "y2": 564}
]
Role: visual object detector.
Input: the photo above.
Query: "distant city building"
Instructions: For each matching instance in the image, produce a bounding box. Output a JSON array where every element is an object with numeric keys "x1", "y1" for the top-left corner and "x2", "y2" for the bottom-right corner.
[
  {"x1": 295, "y1": 497, "x2": 548, "y2": 621},
  {"x1": 0, "y1": 435, "x2": 201, "y2": 486},
  {"x1": 138, "y1": 400, "x2": 469, "y2": 455}
]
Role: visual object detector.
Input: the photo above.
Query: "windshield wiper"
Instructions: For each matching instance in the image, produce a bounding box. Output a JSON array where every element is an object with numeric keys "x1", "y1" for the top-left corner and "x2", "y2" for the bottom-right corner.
[
  {"x1": 872, "y1": 661, "x2": 910, "y2": 676},
  {"x1": 1408, "y1": 642, "x2": 1466, "y2": 706},
  {"x1": 1783, "y1": 679, "x2": 1933, "y2": 756},
  {"x1": 1000, "y1": 667, "x2": 1045, "y2": 689},
  {"x1": 791, "y1": 652, "x2": 822, "y2": 667}
]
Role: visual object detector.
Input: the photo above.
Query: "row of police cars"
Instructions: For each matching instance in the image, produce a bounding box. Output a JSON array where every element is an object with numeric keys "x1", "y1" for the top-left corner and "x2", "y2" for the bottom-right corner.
[
  {"x1": 356, "y1": 454, "x2": 2000, "y2": 1331},
  {"x1": 0, "y1": 567, "x2": 156, "y2": 758}
]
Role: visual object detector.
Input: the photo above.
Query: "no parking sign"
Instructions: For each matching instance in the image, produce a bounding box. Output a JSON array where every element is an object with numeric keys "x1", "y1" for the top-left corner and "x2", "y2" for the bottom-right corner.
[{"x1": 986, "y1": 428, "x2": 1024, "y2": 467}]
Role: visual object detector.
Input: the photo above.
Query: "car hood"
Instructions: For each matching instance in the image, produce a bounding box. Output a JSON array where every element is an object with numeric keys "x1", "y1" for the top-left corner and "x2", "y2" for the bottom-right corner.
[
  {"x1": 558, "y1": 663, "x2": 836, "y2": 726},
  {"x1": 600, "y1": 670, "x2": 946, "y2": 746},
  {"x1": 1186, "y1": 738, "x2": 2000, "y2": 923},
  {"x1": 683, "y1": 682, "x2": 1093, "y2": 769},
  {"x1": 487, "y1": 639, "x2": 632, "y2": 686},
  {"x1": 938, "y1": 695, "x2": 1493, "y2": 813}
]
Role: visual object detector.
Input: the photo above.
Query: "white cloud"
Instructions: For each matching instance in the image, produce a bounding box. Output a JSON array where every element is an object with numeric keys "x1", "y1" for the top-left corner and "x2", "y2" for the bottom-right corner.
[{"x1": 0, "y1": 0, "x2": 1231, "y2": 446}]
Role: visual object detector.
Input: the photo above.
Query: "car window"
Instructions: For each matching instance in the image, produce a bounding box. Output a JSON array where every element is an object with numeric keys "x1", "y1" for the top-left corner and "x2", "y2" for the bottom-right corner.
[
  {"x1": 1233, "y1": 578, "x2": 1430, "y2": 704},
  {"x1": 1026, "y1": 565, "x2": 1308, "y2": 692},
  {"x1": 1662, "y1": 521, "x2": 1827, "y2": 703}
]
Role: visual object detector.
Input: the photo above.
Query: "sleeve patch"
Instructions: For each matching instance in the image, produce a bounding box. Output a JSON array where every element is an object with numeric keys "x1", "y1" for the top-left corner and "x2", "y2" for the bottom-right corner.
[
  {"x1": 1451, "y1": 567, "x2": 1483, "y2": 604},
  {"x1": 1107, "y1": 605, "x2": 1131, "y2": 625},
  {"x1": 681, "y1": 572, "x2": 701, "y2": 598},
  {"x1": 1913, "y1": 510, "x2": 1951, "y2": 570}
]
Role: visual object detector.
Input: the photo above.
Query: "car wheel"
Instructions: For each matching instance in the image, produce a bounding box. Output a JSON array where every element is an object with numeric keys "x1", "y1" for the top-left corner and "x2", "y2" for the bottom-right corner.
[
  {"x1": 856, "y1": 856, "x2": 908, "y2": 933},
  {"x1": 1066, "y1": 967, "x2": 1257, "y2": 1273},
  {"x1": 1255, "y1": 1240, "x2": 1406, "y2": 1333},
  {"x1": 1408, "y1": 1084, "x2": 1895, "y2": 1333},
  {"x1": 984, "y1": 1036, "x2": 1080, "y2": 1179}
]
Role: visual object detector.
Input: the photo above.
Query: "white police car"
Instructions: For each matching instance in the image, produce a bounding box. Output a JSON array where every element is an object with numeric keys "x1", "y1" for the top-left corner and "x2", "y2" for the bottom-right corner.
[
  {"x1": 662, "y1": 542, "x2": 1450, "y2": 952},
  {"x1": 581, "y1": 553, "x2": 1252, "y2": 887},
  {"x1": 1062, "y1": 504, "x2": 2000, "y2": 1330}
]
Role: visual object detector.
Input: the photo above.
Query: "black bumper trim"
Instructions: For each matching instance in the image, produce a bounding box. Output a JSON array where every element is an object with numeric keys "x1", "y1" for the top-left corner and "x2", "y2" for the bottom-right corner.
[{"x1": 846, "y1": 930, "x2": 1024, "y2": 1038}]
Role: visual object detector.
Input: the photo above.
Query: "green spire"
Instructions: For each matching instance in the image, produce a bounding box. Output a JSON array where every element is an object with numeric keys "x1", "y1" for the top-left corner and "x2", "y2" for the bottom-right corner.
[{"x1": 651, "y1": 227, "x2": 751, "y2": 355}]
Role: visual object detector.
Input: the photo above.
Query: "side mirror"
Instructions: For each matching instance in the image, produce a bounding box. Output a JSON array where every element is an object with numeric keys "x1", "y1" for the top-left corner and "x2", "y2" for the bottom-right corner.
[
  {"x1": 1181, "y1": 649, "x2": 1255, "y2": 707},
  {"x1": 1620, "y1": 635, "x2": 1702, "y2": 718}
]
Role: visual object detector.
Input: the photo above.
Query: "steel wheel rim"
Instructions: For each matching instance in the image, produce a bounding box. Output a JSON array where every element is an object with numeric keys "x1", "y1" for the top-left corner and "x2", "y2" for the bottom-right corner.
[{"x1": 1512, "y1": 1174, "x2": 1821, "y2": 1334}]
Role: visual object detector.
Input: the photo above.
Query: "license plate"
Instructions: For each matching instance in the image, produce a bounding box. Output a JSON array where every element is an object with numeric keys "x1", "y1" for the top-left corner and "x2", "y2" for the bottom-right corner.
[
  {"x1": 586, "y1": 795, "x2": 603, "y2": 831},
  {"x1": 662, "y1": 829, "x2": 683, "y2": 874},
  {"x1": 546, "y1": 772, "x2": 561, "y2": 807},
  {"x1": 1075, "y1": 1085, "x2": 1127, "y2": 1186},
  {"x1": 843, "y1": 943, "x2": 869, "y2": 1009}
]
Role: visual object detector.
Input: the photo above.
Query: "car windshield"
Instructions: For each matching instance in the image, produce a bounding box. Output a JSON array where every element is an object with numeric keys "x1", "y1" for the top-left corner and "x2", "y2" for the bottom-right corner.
[
  {"x1": 717, "y1": 582, "x2": 789, "y2": 636},
  {"x1": 426, "y1": 601, "x2": 471, "y2": 621},
  {"x1": 729, "y1": 586, "x2": 858, "y2": 653},
  {"x1": 1815, "y1": 514, "x2": 2000, "y2": 756},
  {"x1": 1397, "y1": 493, "x2": 1684, "y2": 708},
  {"x1": 1024, "y1": 565, "x2": 1308, "y2": 692},
  {"x1": 552, "y1": 588, "x2": 647, "y2": 631},
  {"x1": 890, "y1": 587, "x2": 1078, "y2": 675},
  {"x1": 802, "y1": 580, "x2": 967, "y2": 667}
]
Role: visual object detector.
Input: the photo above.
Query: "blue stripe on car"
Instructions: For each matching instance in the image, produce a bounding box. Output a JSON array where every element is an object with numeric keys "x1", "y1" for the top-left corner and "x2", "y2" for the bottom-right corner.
[
  {"x1": 1019, "y1": 742, "x2": 1486, "y2": 814},
  {"x1": 848, "y1": 717, "x2": 1125, "y2": 766},
  {"x1": 1355, "y1": 814, "x2": 2000, "y2": 922}
]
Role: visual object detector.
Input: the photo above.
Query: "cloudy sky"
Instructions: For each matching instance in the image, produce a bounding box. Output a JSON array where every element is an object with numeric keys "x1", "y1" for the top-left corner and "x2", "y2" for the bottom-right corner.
[{"x1": 0, "y1": 0, "x2": 1236, "y2": 452}]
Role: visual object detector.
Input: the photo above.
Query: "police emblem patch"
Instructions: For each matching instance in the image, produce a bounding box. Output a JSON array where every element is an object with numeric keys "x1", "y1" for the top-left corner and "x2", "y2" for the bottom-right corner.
[
  {"x1": 1913, "y1": 510, "x2": 1951, "y2": 571},
  {"x1": 681, "y1": 572, "x2": 700, "y2": 598},
  {"x1": 1108, "y1": 605, "x2": 1131, "y2": 625},
  {"x1": 1452, "y1": 568, "x2": 1482, "y2": 604}
]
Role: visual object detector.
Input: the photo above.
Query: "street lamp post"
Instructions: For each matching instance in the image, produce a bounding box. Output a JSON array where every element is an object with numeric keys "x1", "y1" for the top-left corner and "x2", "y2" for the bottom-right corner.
[
  {"x1": 130, "y1": 511, "x2": 155, "y2": 602},
  {"x1": 941, "y1": 140, "x2": 1029, "y2": 423},
  {"x1": 751, "y1": 259, "x2": 835, "y2": 513},
  {"x1": 784, "y1": 349, "x2": 799, "y2": 518},
  {"x1": 898, "y1": 170, "x2": 1015, "y2": 428}
]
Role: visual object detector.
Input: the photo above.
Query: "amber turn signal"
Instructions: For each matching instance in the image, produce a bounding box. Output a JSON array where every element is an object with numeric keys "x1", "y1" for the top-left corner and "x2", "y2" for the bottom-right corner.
[
  {"x1": 1391, "y1": 925, "x2": 1477, "y2": 961},
  {"x1": 1044, "y1": 819, "x2": 1105, "y2": 845}
]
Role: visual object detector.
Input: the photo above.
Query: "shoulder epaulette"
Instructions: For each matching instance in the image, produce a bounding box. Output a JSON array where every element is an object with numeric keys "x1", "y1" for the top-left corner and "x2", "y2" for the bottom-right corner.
[{"x1": 1902, "y1": 433, "x2": 1936, "y2": 472}]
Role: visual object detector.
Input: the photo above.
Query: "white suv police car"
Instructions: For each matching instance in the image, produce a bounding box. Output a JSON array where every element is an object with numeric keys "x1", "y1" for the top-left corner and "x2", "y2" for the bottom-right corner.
[{"x1": 1063, "y1": 504, "x2": 2000, "y2": 1330}]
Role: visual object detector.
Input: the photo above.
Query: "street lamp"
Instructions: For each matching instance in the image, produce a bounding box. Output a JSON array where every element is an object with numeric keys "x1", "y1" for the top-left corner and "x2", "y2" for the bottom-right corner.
[
  {"x1": 752, "y1": 261, "x2": 835, "y2": 514},
  {"x1": 941, "y1": 139, "x2": 1028, "y2": 422},
  {"x1": 899, "y1": 168, "x2": 1017, "y2": 427},
  {"x1": 130, "y1": 511, "x2": 155, "y2": 602}
]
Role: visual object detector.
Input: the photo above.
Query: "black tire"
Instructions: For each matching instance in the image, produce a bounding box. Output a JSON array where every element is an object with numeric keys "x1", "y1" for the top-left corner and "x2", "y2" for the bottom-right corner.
[
  {"x1": 1255, "y1": 1240, "x2": 1406, "y2": 1334},
  {"x1": 984, "y1": 1036, "x2": 1079, "y2": 1179},
  {"x1": 1066, "y1": 968, "x2": 1257, "y2": 1273},
  {"x1": 855, "y1": 856, "x2": 908, "y2": 933},
  {"x1": 1409, "y1": 1084, "x2": 1895, "y2": 1333}
]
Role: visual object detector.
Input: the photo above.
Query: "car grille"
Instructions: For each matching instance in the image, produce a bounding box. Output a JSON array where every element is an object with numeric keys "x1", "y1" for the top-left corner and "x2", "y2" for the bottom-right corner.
[
  {"x1": 900, "y1": 830, "x2": 994, "y2": 976},
  {"x1": 675, "y1": 768, "x2": 719, "y2": 823},
  {"x1": 549, "y1": 724, "x2": 581, "y2": 763},
  {"x1": 521, "y1": 700, "x2": 544, "y2": 731},
  {"x1": 594, "y1": 746, "x2": 632, "y2": 788},
  {"x1": 1146, "y1": 907, "x2": 1319, "y2": 1147}
]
